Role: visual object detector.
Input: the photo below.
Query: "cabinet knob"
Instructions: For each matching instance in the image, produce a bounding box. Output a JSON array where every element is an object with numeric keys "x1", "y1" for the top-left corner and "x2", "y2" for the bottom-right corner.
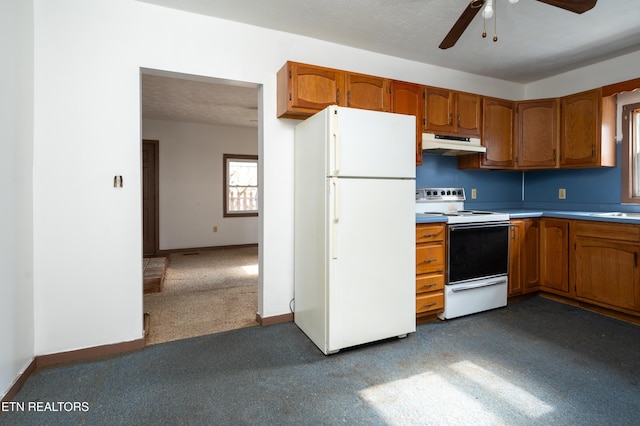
[
  {"x1": 423, "y1": 258, "x2": 437, "y2": 263},
  {"x1": 423, "y1": 302, "x2": 437, "y2": 308},
  {"x1": 423, "y1": 283, "x2": 437, "y2": 288},
  {"x1": 423, "y1": 233, "x2": 437, "y2": 238}
]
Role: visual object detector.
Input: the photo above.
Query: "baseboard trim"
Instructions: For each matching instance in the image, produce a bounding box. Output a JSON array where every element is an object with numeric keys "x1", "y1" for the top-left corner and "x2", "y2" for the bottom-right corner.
[
  {"x1": 539, "y1": 292, "x2": 640, "y2": 325},
  {"x1": 2, "y1": 338, "x2": 144, "y2": 402},
  {"x1": 1, "y1": 358, "x2": 36, "y2": 403},
  {"x1": 256, "y1": 312, "x2": 293, "y2": 326},
  {"x1": 36, "y1": 338, "x2": 145, "y2": 369},
  {"x1": 157, "y1": 243, "x2": 257, "y2": 256}
]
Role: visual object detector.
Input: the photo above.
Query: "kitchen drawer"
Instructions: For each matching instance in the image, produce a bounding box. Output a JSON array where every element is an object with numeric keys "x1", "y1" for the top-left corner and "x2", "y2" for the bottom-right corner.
[
  {"x1": 575, "y1": 221, "x2": 640, "y2": 242},
  {"x1": 416, "y1": 224, "x2": 445, "y2": 243},
  {"x1": 416, "y1": 273, "x2": 445, "y2": 294},
  {"x1": 416, "y1": 244, "x2": 444, "y2": 274},
  {"x1": 416, "y1": 292, "x2": 444, "y2": 314}
]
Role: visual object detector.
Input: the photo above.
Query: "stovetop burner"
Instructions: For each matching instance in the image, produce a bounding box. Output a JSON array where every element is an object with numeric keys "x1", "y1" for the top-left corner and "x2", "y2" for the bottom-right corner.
[{"x1": 416, "y1": 188, "x2": 510, "y2": 224}]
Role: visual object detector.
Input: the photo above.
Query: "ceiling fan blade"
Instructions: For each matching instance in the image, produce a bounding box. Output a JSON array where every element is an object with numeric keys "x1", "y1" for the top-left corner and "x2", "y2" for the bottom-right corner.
[
  {"x1": 536, "y1": 0, "x2": 597, "y2": 14},
  {"x1": 439, "y1": 1, "x2": 484, "y2": 50}
]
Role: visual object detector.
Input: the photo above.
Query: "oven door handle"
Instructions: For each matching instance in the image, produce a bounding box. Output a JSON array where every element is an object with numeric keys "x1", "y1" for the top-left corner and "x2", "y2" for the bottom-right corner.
[
  {"x1": 451, "y1": 278, "x2": 507, "y2": 292},
  {"x1": 449, "y1": 222, "x2": 512, "y2": 231}
]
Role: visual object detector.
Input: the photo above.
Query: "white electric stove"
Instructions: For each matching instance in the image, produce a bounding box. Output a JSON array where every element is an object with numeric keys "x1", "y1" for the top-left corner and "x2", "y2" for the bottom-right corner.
[
  {"x1": 416, "y1": 187, "x2": 510, "y2": 320},
  {"x1": 415, "y1": 187, "x2": 510, "y2": 224}
]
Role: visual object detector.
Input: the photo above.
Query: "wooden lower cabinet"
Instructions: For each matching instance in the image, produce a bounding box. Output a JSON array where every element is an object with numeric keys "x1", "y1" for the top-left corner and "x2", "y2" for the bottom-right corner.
[
  {"x1": 540, "y1": 219, "x2": 570, "y2": 294},
  {"x1": 508, "y1": 217, "x2": 640, "y2": 319},
  {"x1": 573, "y1": 221, "x2": 640, "y2": 312},
  {"x1": 508, "y1": 219, "x2": 540, "y2": 296},
  {"x1": 415, "y1": 223, "x2": 445, "y2": 318}
]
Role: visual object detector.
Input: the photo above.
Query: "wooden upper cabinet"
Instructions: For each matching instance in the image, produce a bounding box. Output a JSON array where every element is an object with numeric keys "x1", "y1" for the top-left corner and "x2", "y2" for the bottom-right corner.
[
  {"x1": 481, "y1": 98, "x2": 515, "y2": 168},
  {"x1": 456, "y1": 92, "x2": 482, "y2": 136},
  {"x1": 277, "y1": 61, "x2": 390, "y2": 119},
  {"x1": 277, "y1": 62, "x2": 344, "y2": 118},
  {"x1": 423, "y1": 87, "x2": 481, "y2": 137},
  {"x1": 515, "y1": 99, "x2": 559, "y2": 169},
  {"x1": 345, "y1": 73, "x2": 389, "y2": 112},
  {"x1": 424, "y1": 87, "x2": 454, "y2": 133},
  {"x1": 390, "y1": 80, "x2": 423, "y2": 165},
  {"x1": 458, "y1": 97, "x2": 514, "y2": 170},
  {"x1": 560, "y1": 88, "x2": 616, "y2": 168}
]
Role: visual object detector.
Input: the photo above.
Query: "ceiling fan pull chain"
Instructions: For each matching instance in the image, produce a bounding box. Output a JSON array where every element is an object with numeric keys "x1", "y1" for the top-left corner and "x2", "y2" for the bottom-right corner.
[{"x1": 493, "y1": 0, "x2": 498, "y2": 42}]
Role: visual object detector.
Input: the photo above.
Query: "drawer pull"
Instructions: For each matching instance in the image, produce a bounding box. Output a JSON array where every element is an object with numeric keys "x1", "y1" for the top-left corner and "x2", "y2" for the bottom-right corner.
[
  {"x1": 423, "y1": 258, "x2": 437, "y2": 263},
  {"x1": 423, "y1": 233, "x2": 438, "y2": 238},
  {"x1": 422, "y1": 283, "x2": 437, "y2": 288},
  {"x1": 423, "y1": 302, "x2": 437, "y2": 308}
]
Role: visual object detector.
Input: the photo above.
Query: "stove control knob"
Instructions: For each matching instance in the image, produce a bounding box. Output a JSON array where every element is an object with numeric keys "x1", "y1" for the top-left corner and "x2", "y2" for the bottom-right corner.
[
  {"x1": 440, "y1": 190, "x2": 445, "y2": 196},
  {"x1": 446, "y1": 190, "x2": 451, "y2": 195}
]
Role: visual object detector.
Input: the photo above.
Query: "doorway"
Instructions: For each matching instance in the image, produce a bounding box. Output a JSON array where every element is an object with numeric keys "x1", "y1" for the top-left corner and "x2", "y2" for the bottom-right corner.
[
  {"x1": 142, "y1": 140, "x2": 159, "y2": 256},
  {"x1": 140, "y1": 69, "x2": 261, "y2": 344}
]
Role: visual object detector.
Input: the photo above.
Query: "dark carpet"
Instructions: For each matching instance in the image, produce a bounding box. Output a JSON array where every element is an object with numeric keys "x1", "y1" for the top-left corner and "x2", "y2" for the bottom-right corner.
[{"x1": 3, "y1": 296, "x2": 640, "y2": 425}]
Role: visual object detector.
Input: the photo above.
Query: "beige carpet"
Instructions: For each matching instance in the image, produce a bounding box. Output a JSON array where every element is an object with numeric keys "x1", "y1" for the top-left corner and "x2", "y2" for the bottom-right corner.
[{"x1": 143, "y1": 246, "x2": 259, "y2": 345}]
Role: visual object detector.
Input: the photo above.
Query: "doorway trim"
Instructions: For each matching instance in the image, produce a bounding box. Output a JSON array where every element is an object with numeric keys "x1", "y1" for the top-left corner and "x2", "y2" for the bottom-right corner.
[{"x1": 142, "y1": 139, "x2": 160, "y2": 256}]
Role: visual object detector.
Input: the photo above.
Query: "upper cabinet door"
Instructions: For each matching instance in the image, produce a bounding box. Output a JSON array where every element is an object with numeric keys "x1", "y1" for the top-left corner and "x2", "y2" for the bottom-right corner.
[
  {"x1": 277, "y1": 62, "x2": 344, "y2": 118},
  {"x1": 561, "y1": 89, "x2": 598, "y2": 167},
  {"x1": 515, "y1": 99, "x2": 559, "y2": 169},
  {"x1": 560, "y1": 88, "x2": 616, "y2": 168},
  {"x1": 455, "y1": 92, "x2": 481, "y2": 137},
  {"x1": 423, "y1": 88, "x2": 481, "y2": 137},
  {"x1": 390, "y1": 80, "x2": 423, "y2": 166},
  {"x1": 482, "y1": 97, "x2": 515, "y2": 168},
  {"x1": 345, "y1": 73, "x2": 389, "y2": 112},
  {"x1": 423, "y1": 87, "x2": 454, "y2": 134}
]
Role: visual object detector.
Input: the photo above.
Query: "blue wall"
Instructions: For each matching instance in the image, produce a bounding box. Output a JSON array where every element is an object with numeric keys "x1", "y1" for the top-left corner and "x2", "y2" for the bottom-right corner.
[
  {"x1": 523, "y1": 143, "x2": 624, "y2": 210},
  {"x1": 416, "y1": 153, "x2": 522, "y2": 209},
  {"x1": 416, "y1": 144, "x2": 640, "y2": 213}
]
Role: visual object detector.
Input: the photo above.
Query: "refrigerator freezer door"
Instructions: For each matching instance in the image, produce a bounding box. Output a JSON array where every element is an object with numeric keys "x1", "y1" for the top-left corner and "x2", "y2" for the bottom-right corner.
[
  {"x1": 326, "y1": 177, "x2": 416, "y2": 353},
  {"x1": 328, "y1": 106, "x2": 415, "y2": 179}
]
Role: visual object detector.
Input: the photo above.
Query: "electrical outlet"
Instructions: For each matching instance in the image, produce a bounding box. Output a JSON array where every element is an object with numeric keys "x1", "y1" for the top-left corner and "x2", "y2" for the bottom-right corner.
[
  {"x1": 558, "y1": 188, "x2": 566, "y2": 200},
  {"x1": 213, "y1": 226, "x2": 218, "y2": 232},
  {"x1": 471, "y1": 188, "x2": 477, "y2": 199}
]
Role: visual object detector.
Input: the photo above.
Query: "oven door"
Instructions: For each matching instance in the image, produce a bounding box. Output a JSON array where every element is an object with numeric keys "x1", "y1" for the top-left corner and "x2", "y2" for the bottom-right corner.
[{"x1": 447, "y1": 222, "x2": 510, "y2": 284}]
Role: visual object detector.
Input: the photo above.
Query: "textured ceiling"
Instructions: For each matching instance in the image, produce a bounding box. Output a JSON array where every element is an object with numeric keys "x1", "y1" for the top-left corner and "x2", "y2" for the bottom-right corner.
[
  {"x1": 140, "y1": 0, "x2": 640, "y2": 83},
  {"x1": 138, "y1": 0, "x2": 640, "y2": 127},
  {"x1": 141, "y1": 73, "x2": 258, "y2": 128}
]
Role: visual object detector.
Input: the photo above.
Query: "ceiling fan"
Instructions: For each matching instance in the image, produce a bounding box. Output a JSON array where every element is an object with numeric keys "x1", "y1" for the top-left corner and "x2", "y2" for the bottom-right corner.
[{"x1": 439, "y1": 0, "x2": 597, "y2": 49}]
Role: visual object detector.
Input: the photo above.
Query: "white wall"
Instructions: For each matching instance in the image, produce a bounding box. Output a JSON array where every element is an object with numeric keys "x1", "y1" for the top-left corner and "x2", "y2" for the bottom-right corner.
[
  {"x1": 1, "y1": 0, "x2": 35, "y2": 398},
  {"x1": 524, "y1": 50, "x2": 640, "y2": 99},
  {"x1": 142, "y1": 119, "x2": 258, "y2": 250},
  {"x1": 31, "y1": 0, "x2": 523, "y2": 358},
  {"x1": 28, "y1": 0, "x2": 640, "y2": 362}
]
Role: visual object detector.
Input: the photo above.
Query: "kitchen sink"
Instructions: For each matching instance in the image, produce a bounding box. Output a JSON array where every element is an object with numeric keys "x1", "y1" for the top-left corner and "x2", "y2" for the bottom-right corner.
[{"x1": 592, "y1": 212, "x2": 640, "y2": 219}]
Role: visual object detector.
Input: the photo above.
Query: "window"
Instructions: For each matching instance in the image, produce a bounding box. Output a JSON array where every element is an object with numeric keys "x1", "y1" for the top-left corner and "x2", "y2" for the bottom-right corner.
[
  {"x1": 223, "y1": 154, "x2": 258, "y2": 217},
  {"x1": 622, "y1": 102, "x2": 640, "y2": 204}
]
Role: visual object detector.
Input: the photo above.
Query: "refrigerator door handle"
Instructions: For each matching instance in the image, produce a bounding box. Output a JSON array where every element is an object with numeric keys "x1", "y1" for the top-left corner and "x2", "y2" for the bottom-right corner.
[
  {"x1": 332, "y1": 109, "x2": 341, "y2": 175},
  {"x1": 331, "y1": 178, "x2": 339, "y2": 259}
]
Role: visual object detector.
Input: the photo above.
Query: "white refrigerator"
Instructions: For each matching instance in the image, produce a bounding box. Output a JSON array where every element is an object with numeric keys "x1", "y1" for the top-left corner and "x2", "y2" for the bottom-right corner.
[{"x1": 294, "y1": 105, "x2": 416, "y2": 355}]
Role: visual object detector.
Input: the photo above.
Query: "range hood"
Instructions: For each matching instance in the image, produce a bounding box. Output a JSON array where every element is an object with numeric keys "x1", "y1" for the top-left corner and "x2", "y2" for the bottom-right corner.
[{"x1": 422, "y1": 133, "x2": 486, "y2": 156}]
